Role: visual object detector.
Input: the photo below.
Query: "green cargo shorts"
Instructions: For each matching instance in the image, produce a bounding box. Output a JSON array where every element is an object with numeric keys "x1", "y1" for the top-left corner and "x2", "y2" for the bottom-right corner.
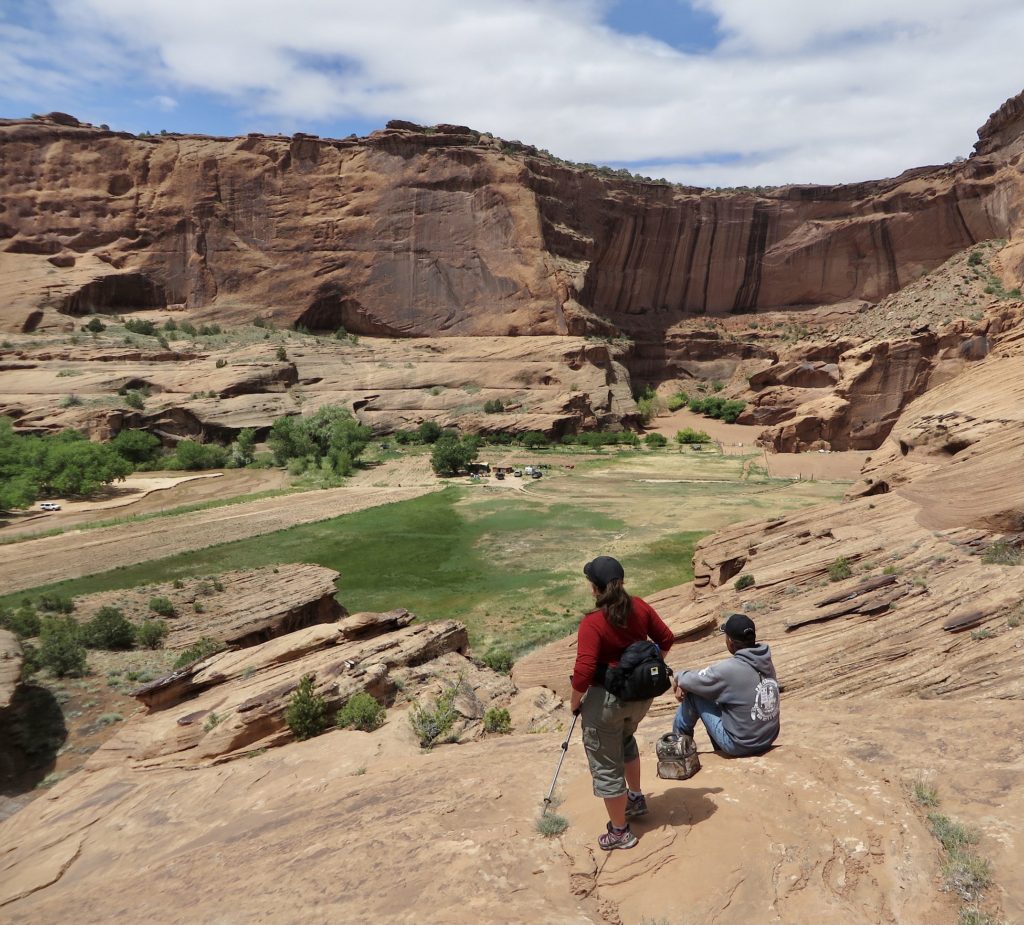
[{"x1": 580, "y1": 684, "x2": 654, "y2": 798}]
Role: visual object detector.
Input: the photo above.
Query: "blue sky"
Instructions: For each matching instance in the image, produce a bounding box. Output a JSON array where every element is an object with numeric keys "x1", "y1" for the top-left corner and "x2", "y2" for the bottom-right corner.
[{"x1": 1, "y1": 0, "x2": 1022, "y2": 186}]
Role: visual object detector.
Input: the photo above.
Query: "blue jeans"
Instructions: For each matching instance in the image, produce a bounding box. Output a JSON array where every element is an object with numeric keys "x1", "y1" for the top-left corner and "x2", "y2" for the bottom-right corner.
[{"x1": 672, "y1": 693, "x2": 754, "y2": 757}]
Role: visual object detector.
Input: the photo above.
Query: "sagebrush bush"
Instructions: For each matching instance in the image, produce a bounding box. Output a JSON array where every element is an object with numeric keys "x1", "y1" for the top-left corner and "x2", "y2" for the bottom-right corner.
[
  {"x1": 83, "y1": 606, "x2": 136, "y2": 650},
  {"x1": 481, "y1": 649, "x2": 514, "y2": 674},
  {"x1": 828, "y1": 556, "x2": 852, "y2": 582},
  {"x1": 735, "y1": 574, "x2": 755, "y2": 591},
  {"x1": 38, "y1": 592, "x2": 74, "y2": 613},
  {"x1": 173, "y1": 636, "x2": 224, "y2": 669},
  {"x1": 483, "y1": 707, "x2": 512, "y2": 735},
  {"x1": 336, "y1": 692, "x2": 386, "y2": 731},
  {"x1": 149, "y1": 596, "x2": 176, "y2": 617},
  {"x1": 38, "y1": 616, "x2": 88, "y2": 677},
  {"x1": 136, "y1": 619, "x2": 169, "y2": 650},
  {"x1": 409, "y1": 680, "x2": 461, "y2": 748},
  {"x1": 285, "y1": 674, "x2": 329, "y2": 741}
]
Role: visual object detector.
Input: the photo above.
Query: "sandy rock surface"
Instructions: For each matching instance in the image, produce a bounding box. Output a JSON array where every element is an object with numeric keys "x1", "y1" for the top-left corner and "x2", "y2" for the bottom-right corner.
[{"x1": 0, "y1": 630, "x2": 21, "y2": 709}]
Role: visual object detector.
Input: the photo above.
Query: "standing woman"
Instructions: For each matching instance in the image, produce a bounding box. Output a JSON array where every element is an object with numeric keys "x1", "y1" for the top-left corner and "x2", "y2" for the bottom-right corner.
[{"x1": 570, "y1": 555, "x2": 674, "y2": 850}]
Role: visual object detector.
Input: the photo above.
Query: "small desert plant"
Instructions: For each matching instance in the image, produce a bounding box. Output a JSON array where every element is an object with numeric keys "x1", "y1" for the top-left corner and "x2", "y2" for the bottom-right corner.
[
  {"x1": 123, "y1": 390, "x2": 146, "y2": 410},
  {"x1": 203, "y1": 711, "x2": 223, "y2": 733},
  {"x1": 83, "y1": 606, "x2": 136, "y2": 650},
  {"x1": 149, "y1": 596, "x2": 175, "y2": 617},
  {"x1": 970, "y1": 628, "x2": 995, "y2": 641},
  {"x1": 136, "y1": 619, "x2": 169, "y2": 649},
  {"x1": 409, "y1": 679, "x2": 461, "y2": 748},
  {"x1": 483, "y1": 707, "x2": 512, "y2": 735},
  {"x1": 83, "y1": 316, "x2": 106, "y2": 333},
  {"x1": 481, "y1": 649, "x2": 514, "y2": 674},
  {"x1": 981, "y1": 540, "x2": 1021, "y2": 566},
  {"x1": 958, "y1": 907, "x2": 1002, "y2": 925},
  {"x1": 285, "y1": 674, "x2": 329, "y2": 741},
  {"x1": 535, "y1": 813, "x2": 569, "y2": 837},
  {"x1": 828, "y1": 556, "x2": 852, "y2": 582},
  {"x1": 910, "y1": 778, "x2": 939, "y2": 807},
  {"x1": 883, "y1": 565, "x2": 900, "y2": 575},
  {"x1": 336, "y1": 692, "x2": 386, "y2": 731},
  {"x1": 276, "y1": 346, "x2": 287, "y2": 361},
  {"x1": 643, "y1": 432, "x2": 668, "y2": 447},
  {"x1": 173, "y1": 636, "x2": 225, "y2": 669},
  {"x1": 96, "y1": 712, "x2": 123, "y2": 726},
  {"x1": 735, "y1": 574, "x2": 755, "y2": 591},
  {"x1": 172, "y1": 578, "x2": 184, "y2": 589}
]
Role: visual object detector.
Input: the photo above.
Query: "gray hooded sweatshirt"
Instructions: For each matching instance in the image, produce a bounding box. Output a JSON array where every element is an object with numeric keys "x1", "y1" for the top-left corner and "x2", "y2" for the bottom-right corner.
[{"x1": 675, "y1": 643, "x2": 780, "y2": 752}]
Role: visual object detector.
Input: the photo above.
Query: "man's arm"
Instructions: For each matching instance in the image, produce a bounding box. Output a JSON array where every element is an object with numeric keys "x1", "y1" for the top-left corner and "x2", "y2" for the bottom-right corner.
[{"x1": 675, "y1": 662, "x2": 730, "y2": 700}]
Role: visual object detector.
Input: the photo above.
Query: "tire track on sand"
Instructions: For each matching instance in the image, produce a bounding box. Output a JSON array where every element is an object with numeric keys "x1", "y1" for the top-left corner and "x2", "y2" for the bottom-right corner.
[{"x1": 0, "y1": 485, "x2": 437, "y2": 594}]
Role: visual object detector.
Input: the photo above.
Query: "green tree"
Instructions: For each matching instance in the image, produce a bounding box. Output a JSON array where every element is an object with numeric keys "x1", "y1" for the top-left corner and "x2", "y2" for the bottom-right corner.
[
  {"x1": 285, "y1": 674, "x2": 328, "y2": 740},
  {"x1": 110, "y1": 429, "x2": 162, "y2": 465},
  {"x1": 430, "y1": 434, "x2": 478, "y2": 476},
  {"x1": 168, "y1": 440, "x2": 227, "y2": 470},
  {"x1": 417, "y1": 421, "x2": 442, "y2": 444},
  {"x1": 521, "y1": 431, "x2": 550, "y2": 449},
  {"x1": 83, "y1": 606, "x2": 136, "y2": 650},
  {"x1": 136, "y1": 619, "x2": 169, "y2": 649},
  {"x1": 268, "y1": 407, "x2": 371, "y2": 476},
  {"x1": 38, "y1": 616, "x2": 88, "y2": 677},
  {"x1": 231, "y1": 427, "x2": 257, "y2": 467}
]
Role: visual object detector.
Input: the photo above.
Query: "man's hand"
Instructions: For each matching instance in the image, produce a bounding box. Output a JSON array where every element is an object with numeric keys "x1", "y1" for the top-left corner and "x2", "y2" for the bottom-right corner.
[{"x1": 671, "y1": 676, "x2": 686, "y2": 703}]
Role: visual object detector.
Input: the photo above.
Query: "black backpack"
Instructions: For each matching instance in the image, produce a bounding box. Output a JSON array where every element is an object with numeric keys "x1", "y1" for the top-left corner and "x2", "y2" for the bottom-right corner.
[{"x1": 603, "y1": 640, "x2": 673, "y2": 701}]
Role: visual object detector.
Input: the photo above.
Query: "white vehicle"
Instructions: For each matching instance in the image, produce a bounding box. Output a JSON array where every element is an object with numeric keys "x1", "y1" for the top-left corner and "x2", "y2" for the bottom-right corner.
[{"x1": 39, "y1": 502, "x2": 61, "y2": 511}]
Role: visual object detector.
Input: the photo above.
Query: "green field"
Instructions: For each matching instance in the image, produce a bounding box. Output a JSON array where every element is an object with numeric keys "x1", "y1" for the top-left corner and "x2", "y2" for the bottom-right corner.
[{"x1": 4, "y1": 448, "x2": 849, "y2": 656}]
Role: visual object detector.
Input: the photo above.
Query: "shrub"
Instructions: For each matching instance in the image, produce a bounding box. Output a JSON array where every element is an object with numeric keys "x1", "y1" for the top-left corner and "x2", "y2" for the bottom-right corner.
[
  {"x1": 137, "y1": 619, "x2": 169, "y2": 649},
  {"x1": 123, "y1": 390, "x2": 146, "y2": 410},
  {"x1": 173, "y1": 636, "x2": 225, "y2": 669},
  {"x1": 203, "y1": 711, "x2": 222, "y2": 733},
  {"x1": 666, "y1": 392, "x2": 689, "y2": 411},
  {"x1": 83, "y1": 316, "x2": 106, "y2": 333},
  {"x1": 483, "y1": 707, "x2": 512, "y2": 735},
  {"x1": 535, "y1": 813, "x2": 569, "y2": 837},
  {"x1": 967, "y1": 251, "x2": 983, "y2": 266},
  {"x1": 38, "y1": 592, "x2": 75, "y2": 613},
  {"x1": 83, "y1": 606, "x2": 136, "y2": 650},
  {"x1": 285, "y1": 674, "x2": 329, "y2": 740},
  {"x1": 828, "y1": 556, "x2": 853, "y2": 582},
  {"x1": 38, "y1": 616, "x2": 88, "y2": 677},
  {"x1": 168, "y1": 440, "x2": 227, "y2": 470},
  {"x1": 0, "y1": 605, "x2": 41, "y2": 639},
  {"x1": 417, "y1": 421, "x2": 442, "y2": 444},
  {"x1": 179, "y1": 321, "x2": 197, "y2": 336},
  {"x1": 276, "y1": 346, "x2": 288, "y2": 361},
  {"x1": 215, "y1": 358, "x2": 227, "y2": 368},
  {"x1": 124, "y1": 318, "x2": 158, "y2": 336},
  {"x1": 644, "y1": 432, "x2": 668, "y2": 448},
  {"x1": 409, "y1": 680, "x2": 461, "y2": 748},
  {"x1": 198, "y1": 324, "x2": 221, "y2": 336},
  {"x1": 735, "y1": 574, "x2": 755, "y2": 591},
  {"x1": 336, "y1": 692, "x2": 386, "y2": 731},
  {"x1": 163, "y1": 317, "x2": 178, "y2": 332},
  {"x1": 675, "y1": 427, "x2": 711, "y2": 445},
  {"x1": 149, "y1": 596, "x2": 175, "y2": 617},
  {"x1": 980, "y1": 539, "x2": 1022, "y2": 566},
  {"x1": 483, "y1": 399, "x2": 504, "y2": 414},
  {"x1": 481, "y1": 649, "x2": 514, "y2": 674}
]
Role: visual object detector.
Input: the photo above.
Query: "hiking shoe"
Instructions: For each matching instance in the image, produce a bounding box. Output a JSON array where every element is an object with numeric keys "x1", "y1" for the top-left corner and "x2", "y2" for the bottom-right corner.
[
  {"x1": 625, "y1": 793, "x2": 648, "y2": 818},
  {"x1": 599, "y1": 823, "x2": 638, "y2": 851}
]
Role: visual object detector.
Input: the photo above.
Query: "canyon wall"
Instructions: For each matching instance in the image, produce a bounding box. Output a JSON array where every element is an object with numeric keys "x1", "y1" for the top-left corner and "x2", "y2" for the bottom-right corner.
[{"x1": 2, "y1": 93, "x2": 1024, "y2": 342}]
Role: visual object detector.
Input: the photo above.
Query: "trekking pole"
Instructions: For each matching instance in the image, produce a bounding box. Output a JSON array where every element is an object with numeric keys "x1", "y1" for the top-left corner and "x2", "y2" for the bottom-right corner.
[{"x1": 543, "y1": 700, "x2": 580, "y2": 813}]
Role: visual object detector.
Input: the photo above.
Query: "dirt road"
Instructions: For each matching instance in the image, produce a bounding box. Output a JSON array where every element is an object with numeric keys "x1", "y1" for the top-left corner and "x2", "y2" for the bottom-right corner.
[{"x1": 0, "y1": 484, "x2": 436, "y2": 594}]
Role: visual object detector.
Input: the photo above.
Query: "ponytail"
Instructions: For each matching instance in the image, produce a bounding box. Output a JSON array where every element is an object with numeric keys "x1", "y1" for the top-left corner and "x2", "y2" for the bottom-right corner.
[{"x1": 596, "y1": 578, "x2": 631, "y2": 629}]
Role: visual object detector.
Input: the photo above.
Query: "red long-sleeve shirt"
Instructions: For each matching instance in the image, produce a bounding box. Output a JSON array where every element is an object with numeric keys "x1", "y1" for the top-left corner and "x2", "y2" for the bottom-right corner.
[{"x1": 571, "y1": 597, "x2": 674, "y2": 693}]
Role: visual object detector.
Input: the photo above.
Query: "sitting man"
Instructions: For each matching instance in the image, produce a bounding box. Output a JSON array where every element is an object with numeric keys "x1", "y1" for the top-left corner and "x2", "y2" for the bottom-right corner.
[{"x1": 671, "y1": 613, "x2": 780, "y2": 756}]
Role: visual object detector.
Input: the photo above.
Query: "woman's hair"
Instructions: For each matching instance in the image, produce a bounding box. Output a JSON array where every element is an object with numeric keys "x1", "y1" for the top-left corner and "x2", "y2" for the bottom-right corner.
[{"x1": 595, "y1": 578, "x2": 632, "y2": 629}]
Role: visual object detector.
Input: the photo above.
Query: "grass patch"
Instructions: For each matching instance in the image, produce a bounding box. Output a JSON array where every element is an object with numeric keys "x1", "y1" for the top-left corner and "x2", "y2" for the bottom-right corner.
[
  {"x1": 910, "y1": 778, "x2": 939, "y2": 807},
  {"x1": 535, "y1": 813, "x2": 569, "y2": 837}
]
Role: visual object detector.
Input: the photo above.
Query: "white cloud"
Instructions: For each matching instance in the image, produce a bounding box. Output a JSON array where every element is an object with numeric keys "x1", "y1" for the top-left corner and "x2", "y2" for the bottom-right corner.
[
  {"x1": 6, "y1": 0, "x2": 1024, "y2": 185},
  {"x1": 151, "y1": 94, "x2": 178, "y2": 112}
]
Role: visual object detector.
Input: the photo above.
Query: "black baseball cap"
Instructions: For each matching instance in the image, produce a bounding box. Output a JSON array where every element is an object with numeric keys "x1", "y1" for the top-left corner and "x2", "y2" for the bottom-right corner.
[
  {"x1": 722, "y1": 613, "x2": 756, "y2": 642},
  {"x1": 583, "y1": 556, "x2": 625, "y2": 589}
]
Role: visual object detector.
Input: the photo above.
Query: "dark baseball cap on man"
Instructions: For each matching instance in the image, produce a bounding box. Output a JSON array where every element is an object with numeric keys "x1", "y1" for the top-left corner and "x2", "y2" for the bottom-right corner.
[
  {"x1": 583, "y1": 555, "x2": 625, "y2": 589},
  {"x1": 722, "y1": 613, "x2": 756, "y2": 642}
]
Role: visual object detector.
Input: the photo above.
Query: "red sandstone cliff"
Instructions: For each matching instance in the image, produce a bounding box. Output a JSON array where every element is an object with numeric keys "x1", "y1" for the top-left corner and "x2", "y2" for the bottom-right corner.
[{"x1": 2, "y1": 93, "x2": 1023, "y2": 341}]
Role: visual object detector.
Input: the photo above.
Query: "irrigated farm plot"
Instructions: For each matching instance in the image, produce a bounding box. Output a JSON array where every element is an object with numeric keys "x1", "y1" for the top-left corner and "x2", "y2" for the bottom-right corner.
[{"x1": 3, "y1": 447, "x2": 849, "y2": 656}]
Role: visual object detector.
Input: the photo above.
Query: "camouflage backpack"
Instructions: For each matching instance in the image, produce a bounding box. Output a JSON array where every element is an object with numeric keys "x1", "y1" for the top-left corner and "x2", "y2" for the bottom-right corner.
[{"x1": 656, "y1": 732, "x2": 701, "y2": 780}]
